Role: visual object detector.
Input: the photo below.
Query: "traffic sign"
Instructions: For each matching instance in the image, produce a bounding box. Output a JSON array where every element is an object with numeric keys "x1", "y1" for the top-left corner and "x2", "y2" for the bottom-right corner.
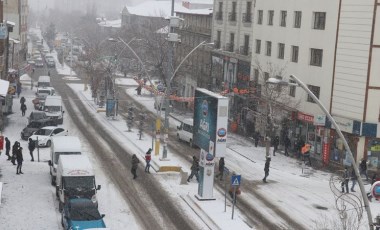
[{"x1": 231, "y1": 175, "x2": 241, "y2": 186}]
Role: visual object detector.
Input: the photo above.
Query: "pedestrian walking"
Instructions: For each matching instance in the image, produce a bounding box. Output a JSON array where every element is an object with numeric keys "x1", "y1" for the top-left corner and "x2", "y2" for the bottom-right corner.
[
  {"x1": 11, "y1": 141, "x2": 20, "y2": 165},
  {"x1": 5, "y1": 137, "x2": 11, "y2": 160},
  {"x1": 262, "y1": 157, "x2": 271, "y2": 183},
  {"x1": 284, "y1": 136, "x2": 291, "y2": 157},
  {"x1": 341, "y1": 167, "x2": 350, "y2": 193},
  {"x1": 359, "y1": 158, "x2": 368, "y2": 181},
  {"x1": 265, "y1": 136, "x2": 271, "y2": 158},
  {"x1": 215, "y1": 157, "x2": 225, "y2": 181},
  {"x1": 187, "y1": 156, "x2": 200, "y2": 182},
  {"x1": 254, "y1": 131, "x2": 260, "y2": 147},
  {"x1": 301, "y1": 143, "x2": 312, "y2": 166},
  {"x1": 16, "y1": 82, "x2": 22, "y2": 98},
  {"x1": 16, "y1": 146, "x2": 24, "y2": 175},
  {"x1": 131, "y1": 154, "x2": 140, "y2": 179},
  {"x1": 144, "y1": 148, "x2": 152, "y2": 173},
  {"x1": 20, "y1": 96, "x2": 26, "y2": 105},
  {"x1": 273, "y1": 136, "x2": 279, "y2": 156},
  {"x1": 28, "y1": 138, "x2": 36, "y2": 161},
  {"x1": 350, "y1": 167, "x2": 357, "y2": 192},
  {"x1": 21, "y1": 103, "x2": 27, "y2": 116}
]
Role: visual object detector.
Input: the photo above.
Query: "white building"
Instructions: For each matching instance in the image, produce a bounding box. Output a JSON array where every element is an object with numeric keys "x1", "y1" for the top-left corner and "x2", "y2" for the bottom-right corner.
[{"x1": 211, "y1": 0, "x2": 380, "y2": 169}]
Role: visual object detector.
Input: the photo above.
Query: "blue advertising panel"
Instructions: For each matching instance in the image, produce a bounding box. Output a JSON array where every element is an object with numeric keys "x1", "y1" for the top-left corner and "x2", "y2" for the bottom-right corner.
[
  {"x1": 106, "y1": 99, "x2": 115, "y2": 117},
  {"x1": 0, "y1": 25, "x2": 8, "y2": 39},
  {"x1": 193, "y1": 89, "x2": 218, "y2": 153}
]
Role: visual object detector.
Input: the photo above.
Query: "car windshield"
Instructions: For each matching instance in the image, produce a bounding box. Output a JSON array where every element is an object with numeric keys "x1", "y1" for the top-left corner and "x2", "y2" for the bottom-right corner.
[
  {"x1": 68, "y1": 200, "x2": 102, "y2": 221},
  {"x1": 34, "y1": 128, "x2": 53, "y2": 136},
  {"x1": 28, "y1": 122, "x2": 44, "y2": 128},
  {"x1": 63, "y1": 176, "x2": 95, "y2": 191},
  {"x1": 31, "y1": 112, "x2": 46, "y2": 119},
  {"x1": 38, "y1": 90, "x2": 51, "y2": 95},
  {"x1": 54, "y1": 152, "x2": 81, "y2": 164},
  {"x1": 46, "y1": 106, "x2": 61, "y2": 112}
]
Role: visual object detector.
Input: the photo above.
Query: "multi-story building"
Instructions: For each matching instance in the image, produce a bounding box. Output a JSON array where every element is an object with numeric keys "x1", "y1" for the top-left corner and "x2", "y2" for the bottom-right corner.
[
  {"x1": 173, "y1": 1, "x2": 213, "y2": 110},
  {"x1": 4, "y1": 0, "x2": 28, "y2": 61},
  {"x1": 211, "y1": 0, "x2": 254, "y2": 134},
  {"x1": 211, "y1": 0, "x2": 380, "y2": 169}
]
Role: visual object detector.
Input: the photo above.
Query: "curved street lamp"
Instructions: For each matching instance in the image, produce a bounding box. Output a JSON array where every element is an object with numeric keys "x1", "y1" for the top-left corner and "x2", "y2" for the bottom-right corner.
[{"x1": 267, "y1": 74, "x2": 373, "y2": 229}]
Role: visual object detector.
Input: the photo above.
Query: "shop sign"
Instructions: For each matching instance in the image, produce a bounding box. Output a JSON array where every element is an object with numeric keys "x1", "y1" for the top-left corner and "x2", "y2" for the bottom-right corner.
[
  {"x1": 297, "y1": 112, "x2": 314, "y2": 123},
  {"x1": 332, "y1": 116, "x2": 354, "y2": 134},
  {"x1": 314, "y1": 114, "x2": 326, "y2": 126},
  {"x1": 370, "y1": 145, "x2": 380, "y2": 151},
  {"x1": 322, "y1": 143, "x2": 330, "y2": 165}
]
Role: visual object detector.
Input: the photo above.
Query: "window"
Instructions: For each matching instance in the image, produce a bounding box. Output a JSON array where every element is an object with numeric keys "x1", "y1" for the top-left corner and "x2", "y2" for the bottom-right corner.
[
  {"x1": 289, "y1": 80, "x2": 296, "y2": 97},
  {"x1": 254, "y1": 69, "x2": 259, "y2": 82},
  {"x1": 291, "y1": 46, "x2": 299, "y2": 63},
  {"x1": 258, "y1": 10, "x2": 263, "y2": 24},
  {"x1": 255, "y1": 39, "x2": 261, "y2": 54},
  {"x1": 229, "y1": 2, "x2": 237, "y2": 21},
  {"x1": 229, "y1": 33, "x2": 235, "y2": 51},
  {"x1": 294, "y1": 11, "x2": 302, "y2": 28},
  {"x1": 280, "y1": 11, "x2": 287, "y2": 27},
  {"x1": 244, "y1": 2, "x2": 252, "y2": 23},
  {"x1": 278, "y1": 43, "x2": 285, "y2": 59},
  {"x1": 307, "y1": 85, "x2": 320, "y2": 103},
  {"x1": 310, "y1": 48, "x2": 323, "y2": 66},
  {"x1": 268, "y1": 10, "x2": 274, "y2": 25},
  {"x1": 266, "y1": 41, "x2": 272, "y2": 56},
  {"x1": 264, "y1": 72, "x2": 269, "y2": 81},
  {"x1": 216, "y1": 31, "x2": 221, "y2": 49},
  {"x1": 216, "y1": 2, "x2": 223, "y2": 20},
  {"x1": 313, "y1": 12, "x2": 326, "y2": 30}
]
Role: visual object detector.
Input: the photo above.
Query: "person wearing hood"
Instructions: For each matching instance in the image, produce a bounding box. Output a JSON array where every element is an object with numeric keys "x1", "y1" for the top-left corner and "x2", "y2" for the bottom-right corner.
[
  {"x1": 145, "y1": 148, "x2": 152, "y2": 173},
  {"x1": 28, "y1": 138, "x2": 36, "y2": 161},
  {"x1": 5, "y1": 137, "x2": 11, "y2": 160},
  {"x1": 262, "y1": 157, "x2": 271, "y2": 183}
]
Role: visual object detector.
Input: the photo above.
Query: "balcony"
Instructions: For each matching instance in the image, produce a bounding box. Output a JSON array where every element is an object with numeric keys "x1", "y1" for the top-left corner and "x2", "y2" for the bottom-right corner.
[
  {"x1": 216, "y1": 12, "x2": 223, "y2": 21},
  {"x1": 225, "y1": 43, "x2": 234, "y2": 52},
  {"x1": 228, "y1": 12, "x2": 237, "y2": 22},
  {"x1": 240, "y1": 46, "x2": 251, "y2": 56},
  {"x1": 214, "y1": 40, "x2": 221, "y2": 49},
  {"x1": 242, "y1": 13, "x2": 252, "y2": 23}
]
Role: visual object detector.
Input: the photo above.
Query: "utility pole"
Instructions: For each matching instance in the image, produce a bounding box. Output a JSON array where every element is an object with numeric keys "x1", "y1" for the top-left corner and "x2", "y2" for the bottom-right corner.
[{"x1": 162, "y1": 0, "x2": 182, "y2": 159}]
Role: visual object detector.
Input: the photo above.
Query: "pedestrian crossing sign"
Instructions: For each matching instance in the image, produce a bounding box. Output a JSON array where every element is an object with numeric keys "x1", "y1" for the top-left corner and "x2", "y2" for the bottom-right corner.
[{"x1": 231, "y1": 175, "x2": 241, "y2": 186}]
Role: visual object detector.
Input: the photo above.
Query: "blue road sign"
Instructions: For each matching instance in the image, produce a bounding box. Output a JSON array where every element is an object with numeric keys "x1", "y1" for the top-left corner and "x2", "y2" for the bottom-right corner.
[{"x1": 231, "y1": 175, "x2": 241, "y2": 186}]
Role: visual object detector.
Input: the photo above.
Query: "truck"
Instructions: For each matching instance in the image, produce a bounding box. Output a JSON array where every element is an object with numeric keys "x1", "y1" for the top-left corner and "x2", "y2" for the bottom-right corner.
[
  {"x1": 43, "y1": 95, "x2": 64, "y2": 124},
  {"x1": 56, "y1": 155, "x2": 101, "y2": 212},
  {"x1": 49, "y1": 136, "x2": 82, "y2": 185}
]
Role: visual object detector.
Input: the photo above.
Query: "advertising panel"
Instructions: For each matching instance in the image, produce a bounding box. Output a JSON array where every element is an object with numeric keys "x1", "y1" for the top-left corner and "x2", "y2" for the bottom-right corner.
[{"x1": 193, "y1": 88, "x2": 228, "y2": 157}]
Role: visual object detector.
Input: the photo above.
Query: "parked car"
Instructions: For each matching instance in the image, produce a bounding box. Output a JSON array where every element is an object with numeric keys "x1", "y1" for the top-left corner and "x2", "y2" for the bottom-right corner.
[
  {"x1": 61, "y1": 198, "x2": 106, "y2": 230},
  {"x1": 35, "y1": 58, "x2": 44, "y2": 67},
  {"x1": 27, "y1": 111, "x2": 57, "y2": 126},
  {"x1": 176, "y1": 118, "x2": 195, "y2": 147},
  {"x1": 29, "y1": 126, "x2": 67, "y2": 147},
  {"x1": 20, "y1": 120, "x2": 52, "y2": 140}
]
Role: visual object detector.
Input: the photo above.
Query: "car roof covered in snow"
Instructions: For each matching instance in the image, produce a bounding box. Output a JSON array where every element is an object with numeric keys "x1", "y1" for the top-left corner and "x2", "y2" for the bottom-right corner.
[{"x1": 52, "y1": 136, "x2": 81, "y2": 152}]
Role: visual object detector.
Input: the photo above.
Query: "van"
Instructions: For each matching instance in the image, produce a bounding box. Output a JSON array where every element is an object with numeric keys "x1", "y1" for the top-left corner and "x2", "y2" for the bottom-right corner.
[
  {"x1": 176, "y1": 118, "x2": 194, "y2": 147},
  {"x1": 44, "y1": 95, "x2": 64, "y2": 124},
  {"x1": 36, "y1": 87, "x2": 55, "y2": 97},
  {"x1": 37, "y1": 75, "x2": 51, "y2": 88},
  {"x1": 56, "y1": 155, "x2": 101, "y2": 211},
  {"x1": 49, "y1": 136, "x2": 82, "y2": 185}
]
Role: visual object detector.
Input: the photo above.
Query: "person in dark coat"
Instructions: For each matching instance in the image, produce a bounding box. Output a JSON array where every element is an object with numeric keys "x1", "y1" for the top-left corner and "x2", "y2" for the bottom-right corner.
[
  {"x1": 131, "y1": 154, "x2": 140, "y2": 179},
  {"x1": 16, "y1": 146, "x2": 24, "y2": 174},
  {"x1": 5, "y1": 137, "x2": 11, "y2": 160},
  {"x1": 360, "y1": 158, "x2": 368, "y2": 181},
  {"x1": 262, "y1": 157, "x2": 271, "y2": 183},
  {"x1": 20, "y1": 96, "x2": 26, "y2": 105},
  {"x1": 254, "y1": 132, "x2": 260, "y2": 148},
  {"x1": 21, "y1": 103, "x2": 27, "y2": 116},
  {"x1": 341, "y1": 167, "x2": 350, "y2": 193},
  {"x1": 28, "y1": 138, "x2": 36, "y2": 161},
  {"x1": 350, "y1": 167, "x2": 357, "y2": 192},
  {"x1": 284, "y1": 136, "x2": 291, "y2": 157},
  {"x1": 187, "y1": 156, "x2": 200, "y2": 182},
  {"x1": 273, "y1": 136, "x2": 279, "y2": 156},
  {"x1": 215, "y1": 157, "x2": 225, "y2": 181},
  {"x1": 11, "y1": 141, "x2": 20, "y2": 165},
  {"x1": 145, "y1": 148, "x2": 152, "y2": 173},
  {"x1": 297, "y1": 138, "x2": 305, "y2": 159}
]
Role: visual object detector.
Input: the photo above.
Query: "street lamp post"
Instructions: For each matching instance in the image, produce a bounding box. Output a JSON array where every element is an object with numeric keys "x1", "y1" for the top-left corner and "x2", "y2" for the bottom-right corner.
[
  {"x1": 267, "y1": 74, "x2": 373, "y2": 229},
  {"x1": 161, "y1": 40, "x2": 213, "y2": 159}
]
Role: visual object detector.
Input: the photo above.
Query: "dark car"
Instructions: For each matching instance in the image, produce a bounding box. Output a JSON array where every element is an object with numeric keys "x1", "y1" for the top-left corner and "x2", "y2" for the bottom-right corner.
[
  {"x1": 27, "y1": 111, "x2": 58, "y2": 126},
  {"x1": 21, "y1": 120, "x2": 52, "y2": 140},
  {"x1": 61, "y1": 198, "x2": 106, "y2": 230}
]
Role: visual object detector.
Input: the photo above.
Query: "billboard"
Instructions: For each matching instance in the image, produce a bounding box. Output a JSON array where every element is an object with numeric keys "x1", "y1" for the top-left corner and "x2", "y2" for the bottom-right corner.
[{"x1": 193, "y1": 88, "x2": 228, "y2": 157}]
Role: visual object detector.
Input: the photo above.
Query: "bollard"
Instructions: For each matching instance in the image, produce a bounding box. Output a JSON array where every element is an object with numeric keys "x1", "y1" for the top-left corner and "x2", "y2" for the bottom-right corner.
[{"x1": 179, "y1": 168, "x2": 188, "y2": 185}]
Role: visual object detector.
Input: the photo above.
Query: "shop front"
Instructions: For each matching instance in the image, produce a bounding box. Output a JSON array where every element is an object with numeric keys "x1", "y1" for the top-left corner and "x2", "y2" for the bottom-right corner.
[{"x1": 363, "y1": 122, "x2": 379, "y2": 173}]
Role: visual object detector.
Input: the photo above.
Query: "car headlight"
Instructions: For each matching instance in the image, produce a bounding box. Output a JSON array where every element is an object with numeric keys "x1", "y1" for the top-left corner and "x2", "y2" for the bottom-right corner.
[{"x1": 91, "y1": 195, "x2": 97, "y2": 203}]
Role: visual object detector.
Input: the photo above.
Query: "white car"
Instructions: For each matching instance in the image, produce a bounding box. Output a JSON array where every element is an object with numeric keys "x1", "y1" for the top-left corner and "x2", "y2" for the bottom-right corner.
[
  {"x1": 29, "y1": 126, "x2": 68, "y2": 147},
  {"x1": 176, "y1": 118, "x2": 195, "y2": 147}
]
